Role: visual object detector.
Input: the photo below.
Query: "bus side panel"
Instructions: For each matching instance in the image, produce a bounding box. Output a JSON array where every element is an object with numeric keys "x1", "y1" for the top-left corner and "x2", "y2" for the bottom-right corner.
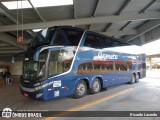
[
  {"x1": 92, "y1": 49, "x2": 133, "y2": 86},
  {"x1": 111, "y1": 71, "x2": 132, "y2": 86},
  {"x1": 75, "y1": 48, "x2": 133, "y2": 87},
  {"x1": 40, "y1": 74, "x2": 78, "y2": 100},
  {"x1": 75, "y1": 49, "x2": 114, "y2": 88}
]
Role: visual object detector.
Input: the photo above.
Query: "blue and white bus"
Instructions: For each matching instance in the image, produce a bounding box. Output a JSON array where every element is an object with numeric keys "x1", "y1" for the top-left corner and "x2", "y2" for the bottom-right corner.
[{"x1": 14, "y1": 26, "x2": 146, "y2": 100}]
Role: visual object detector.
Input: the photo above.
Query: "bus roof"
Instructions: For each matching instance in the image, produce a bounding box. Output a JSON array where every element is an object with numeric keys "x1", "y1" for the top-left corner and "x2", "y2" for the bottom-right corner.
[
  {"x1": 53, "y1": 25, "x2": 85, "y2": 32},
  {"x1": 49, "y1": 26, "x2": 134, "y2": 46},
  {"x1": 86, "y1": 30, "x2": 132, "y2": 46},
  {"x1": 55, "y1": 25, "x2": 132, "y2": 45}
]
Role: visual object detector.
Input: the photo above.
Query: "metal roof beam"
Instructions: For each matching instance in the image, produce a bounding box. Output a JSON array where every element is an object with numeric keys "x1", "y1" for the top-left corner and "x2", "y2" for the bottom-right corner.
[
  {"x1": 0, "y1": 7, "x2": 35, "y2": 37},
  {"x1": 28, "y1": 0, "x2": 46, "y2": 22},
  {"x1": 0, "y1": 47, "x2": 19, "y2": 50},
  {"x1": 19, "y1": 39, "x2": 31, "y2": 44},
  {"x1": 123, "y1": 19, "x2": 160, "y2": 42},
  {"x1": 119, "y1": 0, "x2": 156, "y2": 31},
  {"x1": 0, "y1": 42, "x2": 10, "y2": 47},
  {"x1": 139, "y1": 0, "x2": 157, "y2": 14},
  {"x1": 0, "y1": 54, "x2": 13, "y2": 56},
  {"x1": 89, "y1": 0, "x2": 100, "y2": 30},
  {"x1": 105, "y1": 0, "x2": 132, "y2": 31},
  {"x1": 101, "y1": 30, "x2": 137, "y2": 36},
  {"x1": 0, "y1": 50, "x2": 23, "y2": 54},
  {"x1": 0, "y1": 33, "x2": 27, "y2": 49},
  {"x1": 116, "y1": 0, "x2": 132, "y2": 15},
  {"x1": 0, "y1": 12, "x2": 160, "y2": 32},
  {"x1": 92, "y1": 0, "x2": 100, "y2": 17},
  {"x1": 73, "y1": 0, "x2": 77, "y2": 19},
  {"x1": 0, "y1": 17, "x2": 11, "y2": 24}
]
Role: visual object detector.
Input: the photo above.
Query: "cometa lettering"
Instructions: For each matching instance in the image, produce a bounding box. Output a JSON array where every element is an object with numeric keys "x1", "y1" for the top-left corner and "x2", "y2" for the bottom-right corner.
[{"x1": 98, "y1": 52, "x2": 118, "y2": 60}]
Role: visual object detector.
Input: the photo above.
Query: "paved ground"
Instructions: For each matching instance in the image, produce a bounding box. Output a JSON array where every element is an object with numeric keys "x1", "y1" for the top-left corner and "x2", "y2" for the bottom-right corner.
[{"x1": 0, "y1": 71, "x2": 160, "y2": 120}]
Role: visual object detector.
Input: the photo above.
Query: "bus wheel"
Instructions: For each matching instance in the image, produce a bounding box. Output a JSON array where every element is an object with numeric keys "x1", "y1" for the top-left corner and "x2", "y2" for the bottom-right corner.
[
  {"x1": 135, "y1": 74, "x2": 139, "y2": 83},
  {"x1": 90, "y1": 78, "x2": 101, "y2": 94},
  {"x1": 129, "y1": 74, "x2": 136, "y2": 84},
  {"x1": 74, "y1": 80, "x2": 87, "y2": 99}
]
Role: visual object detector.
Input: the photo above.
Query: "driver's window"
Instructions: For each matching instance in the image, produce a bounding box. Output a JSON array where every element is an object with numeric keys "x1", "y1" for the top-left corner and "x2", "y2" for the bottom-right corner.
[
  {"x1": 48, "y1": 51, "x2": 64, "y2": 77},
  {"x1": 38, "y1": 50, "x2": 48, "y2": 78},
  {"x1": 48, "y1": 49, "x2": 74, "y2": 77}
]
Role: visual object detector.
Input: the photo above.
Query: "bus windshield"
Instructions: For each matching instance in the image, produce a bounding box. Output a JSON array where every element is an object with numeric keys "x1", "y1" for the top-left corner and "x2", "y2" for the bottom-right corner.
[
  {"x1": 23, "y1": 61, "x2": 39, "y2": 80},
  {"x1": 30, "y1": 27, "x2": 55, "y2": 48},
  {"x1": 23, "y1": 50, "x2": 48, "y2": 82},
  {"x1": 23, "y1": 47, "x2": 75, "y2": 82}
]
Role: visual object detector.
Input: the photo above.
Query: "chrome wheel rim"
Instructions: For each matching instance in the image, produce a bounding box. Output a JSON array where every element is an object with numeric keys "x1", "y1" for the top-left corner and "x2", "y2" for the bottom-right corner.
[
  {"x1": 93, "y1": 80, "x2": 100, "y2": 92},
  {"x1": 77, "y1": 83, "x2": 85, "y2": 96}
]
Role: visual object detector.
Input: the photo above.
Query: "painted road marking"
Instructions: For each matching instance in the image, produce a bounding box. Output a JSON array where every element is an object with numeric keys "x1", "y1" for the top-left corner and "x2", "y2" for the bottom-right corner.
[{"x1": 44, "y1": 87, "x2": 133, "y2": 120}]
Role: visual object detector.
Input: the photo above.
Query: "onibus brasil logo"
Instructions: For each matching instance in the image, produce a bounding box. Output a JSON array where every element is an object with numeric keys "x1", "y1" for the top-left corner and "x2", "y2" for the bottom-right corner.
[
  {"x1": 2, "y1": 108, "x2": 12, "y2": 118},
  {"x1": 2, "y1": 108, "x2": 42, "y2": 118}
]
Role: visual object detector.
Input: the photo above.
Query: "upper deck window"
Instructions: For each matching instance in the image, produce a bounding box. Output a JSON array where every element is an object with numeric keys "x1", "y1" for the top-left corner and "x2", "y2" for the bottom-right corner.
[
  {"x1": 83, "y1": 33, "x2": 129, "y2": 49},
  {"x1": 29, "y1": 27, "x2": 84, "y2": 49},
  {"x1": 53, "y1": 28, "x2": 83, "y2": 46},
  {"x1": 84, "y1": 35, "x2": 101, "y2": 49},
  {"x1": 30, "y1": 27, "x2": 55, "y2": 49}
]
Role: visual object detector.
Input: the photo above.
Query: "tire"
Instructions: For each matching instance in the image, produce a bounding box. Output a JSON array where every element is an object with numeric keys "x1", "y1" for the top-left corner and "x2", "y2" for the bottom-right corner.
[
  {"x1": 129, "y1": 74, "x2": 136, "y2": 84},
  {"x1": 90, "y1": 78, "x2": 101, "y2": 94},
  {"x1": 135, "y1": 74, "x2": 139, "y2": 83},
  {"x1": 74, "y1": 80, "x2": 87, "y2": 99}
]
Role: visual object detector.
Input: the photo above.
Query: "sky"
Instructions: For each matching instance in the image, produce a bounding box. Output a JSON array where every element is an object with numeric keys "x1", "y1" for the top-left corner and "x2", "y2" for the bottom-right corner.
[
  {"x1": 142, "y1": 38, "x2": 160, "y2": 55},
  {"x1": 2, "y1": 0, "x2": 73, "y2": 9}
]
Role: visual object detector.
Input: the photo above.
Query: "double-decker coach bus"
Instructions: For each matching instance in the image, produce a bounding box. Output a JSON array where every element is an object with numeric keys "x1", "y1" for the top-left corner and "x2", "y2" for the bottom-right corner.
[{"x1": 13, "y1": 26, "x2": 146, "y2": 100}]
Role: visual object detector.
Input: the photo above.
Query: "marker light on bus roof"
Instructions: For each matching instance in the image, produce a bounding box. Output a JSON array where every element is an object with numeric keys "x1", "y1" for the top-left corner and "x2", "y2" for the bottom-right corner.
[{"x1": 32, "y1": 29, "x2": 42, "y2": 32}]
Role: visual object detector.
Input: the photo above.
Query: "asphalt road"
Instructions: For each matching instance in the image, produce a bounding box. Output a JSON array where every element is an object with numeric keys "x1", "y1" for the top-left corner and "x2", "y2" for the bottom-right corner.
[{"x1": 0, "y1": 70, "x2": 160, "y2": 120}]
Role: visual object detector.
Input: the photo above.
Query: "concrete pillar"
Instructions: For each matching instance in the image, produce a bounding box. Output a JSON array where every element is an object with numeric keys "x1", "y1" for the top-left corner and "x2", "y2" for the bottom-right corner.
[{"x1": 149, "y1": 57, "x2": 152, "y2": 70}]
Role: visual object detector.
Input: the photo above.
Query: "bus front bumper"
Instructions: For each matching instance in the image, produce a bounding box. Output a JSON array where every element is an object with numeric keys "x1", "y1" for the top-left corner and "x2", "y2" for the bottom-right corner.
[{"x1": 20, "y1": 84, "x2": 47, "y2": 100}]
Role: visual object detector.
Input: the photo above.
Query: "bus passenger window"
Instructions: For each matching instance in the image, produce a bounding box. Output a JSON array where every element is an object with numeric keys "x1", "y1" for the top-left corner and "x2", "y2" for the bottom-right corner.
[
  {"x1": 102, "y1": 38, "x2": 125, "y2": 48},
  {"x1": 102, "y1": 38, "x2": 113, "y2": 48},
  {"x1": 77, "y1": 62, "x2": 93, "y2": 74},
  {"x1": 53, "y1": 28, "x2": 83, "y2": 46},
  {"x1": 65, "y1": 29, "x2": 83, "y2": 46},
  {"x1": 84, "y1": 39, "x2": 91, "y2": 47},
  {"x1": 84, "y1": 35, "x2": 101, "y2": 49}
]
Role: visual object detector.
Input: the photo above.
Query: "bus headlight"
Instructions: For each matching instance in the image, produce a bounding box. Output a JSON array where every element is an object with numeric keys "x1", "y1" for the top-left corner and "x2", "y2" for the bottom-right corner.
[{"x1": 36, "y1": 93, "x2": 43, "y2": 98}]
